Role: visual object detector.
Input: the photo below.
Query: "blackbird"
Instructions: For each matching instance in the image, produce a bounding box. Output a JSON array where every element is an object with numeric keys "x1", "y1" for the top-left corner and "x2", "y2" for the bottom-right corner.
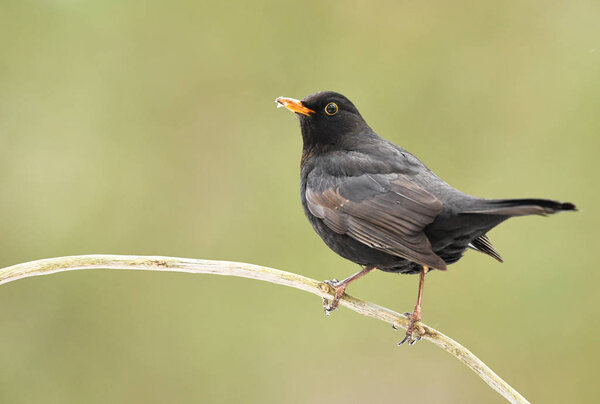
[{"x1": 276, "y1": 91, "x2": 575, "y2": 345}]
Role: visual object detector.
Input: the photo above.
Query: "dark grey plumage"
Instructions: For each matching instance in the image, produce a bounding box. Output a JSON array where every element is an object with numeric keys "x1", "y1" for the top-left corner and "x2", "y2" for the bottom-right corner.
[{"x1": 291, "y1": 91, "x2": 575, "y2": 274}]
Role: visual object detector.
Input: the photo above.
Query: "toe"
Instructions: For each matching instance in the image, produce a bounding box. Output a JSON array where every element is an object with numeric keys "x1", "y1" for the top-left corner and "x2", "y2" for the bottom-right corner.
[
  {"x1": 324, "y1": 278, "x2": 340, "y2": 287},
  {"x1": 397, "y1": 335, "x2": 410, "y2": 346}
]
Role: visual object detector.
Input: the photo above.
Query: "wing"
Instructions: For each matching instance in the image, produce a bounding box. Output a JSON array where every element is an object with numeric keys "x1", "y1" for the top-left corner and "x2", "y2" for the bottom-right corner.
[{"x1": 305, "y1": 172, "x2": 447, "y2": 270}]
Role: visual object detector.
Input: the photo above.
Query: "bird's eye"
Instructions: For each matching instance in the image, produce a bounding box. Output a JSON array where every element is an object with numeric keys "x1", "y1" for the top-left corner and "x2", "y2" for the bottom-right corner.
[{"x1": 325, "y1": 102, "x2": 338, "y2": 116}]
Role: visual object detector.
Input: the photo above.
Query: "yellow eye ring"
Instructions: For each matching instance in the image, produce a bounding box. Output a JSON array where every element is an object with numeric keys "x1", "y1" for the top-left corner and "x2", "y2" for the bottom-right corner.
[{"x1": 325, "y1": 102, "x2": 338, "y2": 116}]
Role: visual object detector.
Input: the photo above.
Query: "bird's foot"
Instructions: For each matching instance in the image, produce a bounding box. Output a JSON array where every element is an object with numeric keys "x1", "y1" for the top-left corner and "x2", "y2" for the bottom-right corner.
[
  {"x1": 397, "y1": 311, "x2": 425, "y2": 346},
  {"x1": 322, "y1": 278, "x2": 347, "y2": 316}
]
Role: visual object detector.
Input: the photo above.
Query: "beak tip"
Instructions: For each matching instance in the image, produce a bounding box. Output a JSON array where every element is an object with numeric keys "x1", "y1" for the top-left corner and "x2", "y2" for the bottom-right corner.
[{"x1": 275, "y1": 96, "x2": 314, "y2": 116}]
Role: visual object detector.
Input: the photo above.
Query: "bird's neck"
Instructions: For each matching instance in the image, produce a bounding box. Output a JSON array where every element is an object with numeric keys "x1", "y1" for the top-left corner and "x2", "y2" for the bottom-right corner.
[{"x1": 301, "y1": 127, "x2": 378, "y2": 158}]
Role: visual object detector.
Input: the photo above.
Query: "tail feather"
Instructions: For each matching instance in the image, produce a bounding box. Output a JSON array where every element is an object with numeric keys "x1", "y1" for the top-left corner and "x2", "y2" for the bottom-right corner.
[
  {"x1": 469, "y1": 234, "x2": 503, "y2": 262},
  {"x1": 464, "y1": 198, "x2": 576, "y2": 217}
]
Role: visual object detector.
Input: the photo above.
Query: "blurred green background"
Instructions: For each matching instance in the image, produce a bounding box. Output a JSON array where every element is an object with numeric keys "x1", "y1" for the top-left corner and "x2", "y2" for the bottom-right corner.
[{"x1": 0, "y1": 1, "x2": 598, "y2": 403}]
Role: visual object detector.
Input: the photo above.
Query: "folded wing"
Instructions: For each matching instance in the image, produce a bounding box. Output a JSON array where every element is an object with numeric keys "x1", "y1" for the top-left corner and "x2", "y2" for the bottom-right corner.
[{"x1": 306, "y1": 173, "x2": 447, "y2": 270}]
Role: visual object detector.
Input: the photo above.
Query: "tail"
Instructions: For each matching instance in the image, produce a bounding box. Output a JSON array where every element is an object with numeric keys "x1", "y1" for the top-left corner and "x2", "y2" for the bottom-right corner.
[{"x1": 464, "y1": 198, "x2": 577, "y2": 217}]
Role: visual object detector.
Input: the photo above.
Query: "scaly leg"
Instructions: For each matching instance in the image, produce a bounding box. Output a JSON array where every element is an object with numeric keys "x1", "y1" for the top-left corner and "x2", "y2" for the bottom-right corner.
[
  {"x1": 323, "y1": 265, "x2": 376, "y2": 315},
  {"x1": 399, "y1": 266, "x2": 429, "y2": 345}
]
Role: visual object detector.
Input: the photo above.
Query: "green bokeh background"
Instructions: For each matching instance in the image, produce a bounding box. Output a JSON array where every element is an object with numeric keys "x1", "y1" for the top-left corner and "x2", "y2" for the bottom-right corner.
[{"x1": 1, "y1": 1, "x2": 598, "y2": 403}]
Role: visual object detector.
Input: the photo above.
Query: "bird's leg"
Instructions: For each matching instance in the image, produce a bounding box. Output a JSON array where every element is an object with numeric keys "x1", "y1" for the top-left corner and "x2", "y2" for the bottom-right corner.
[
  {"x1": 323, "y1": 265, "x2": 375, "y2": 315},
  {"x1": 399, "y1": 266, "x2": 429, "y2": 345}
]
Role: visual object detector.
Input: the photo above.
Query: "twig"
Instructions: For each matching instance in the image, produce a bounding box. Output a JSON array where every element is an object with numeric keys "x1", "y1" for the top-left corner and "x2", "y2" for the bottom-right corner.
[{"x1": 0, "y1": 255, "x2": 529, "y2": 403}]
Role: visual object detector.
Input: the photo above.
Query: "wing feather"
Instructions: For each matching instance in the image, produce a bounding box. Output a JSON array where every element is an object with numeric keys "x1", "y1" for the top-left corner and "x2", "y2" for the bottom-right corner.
[{"x1": 306, "y1": 173, "x2": 447, "y2": 270}]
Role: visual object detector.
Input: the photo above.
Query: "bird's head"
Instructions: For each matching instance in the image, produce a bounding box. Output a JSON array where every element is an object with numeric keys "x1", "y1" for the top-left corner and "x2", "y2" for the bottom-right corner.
[{"x1": 276, "y1": 91, "x2": 370, "y2": 151}]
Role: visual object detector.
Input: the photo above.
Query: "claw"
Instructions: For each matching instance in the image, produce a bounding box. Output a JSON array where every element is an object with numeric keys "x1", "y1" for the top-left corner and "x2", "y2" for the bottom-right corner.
[
  {"x1": 319, "y1": 267, "x2": 377, "y2": 317},
  {"x1": 397, "y1": 310, "x2": 425, "y2": 346},
  {"x1": 322, "y1": 290, "x2": 333, "y2": 315},
  {"x1": 321, "y1": 278, "x2": 346, "y2": 314},
  {"x1": 325, "y1": 278, "x2": 339, "y2": 287}
]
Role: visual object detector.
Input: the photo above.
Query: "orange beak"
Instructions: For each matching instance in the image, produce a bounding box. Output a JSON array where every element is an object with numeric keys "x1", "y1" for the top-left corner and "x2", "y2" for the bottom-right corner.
[{"x1": 275, "y1": 96, "x2": 315, "y2": 116}]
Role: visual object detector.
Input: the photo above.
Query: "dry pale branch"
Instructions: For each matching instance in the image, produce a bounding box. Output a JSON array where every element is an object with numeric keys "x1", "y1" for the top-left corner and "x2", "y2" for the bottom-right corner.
[{"x1": 0, "y1": 255, "x2": 529, "y2": 403}]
